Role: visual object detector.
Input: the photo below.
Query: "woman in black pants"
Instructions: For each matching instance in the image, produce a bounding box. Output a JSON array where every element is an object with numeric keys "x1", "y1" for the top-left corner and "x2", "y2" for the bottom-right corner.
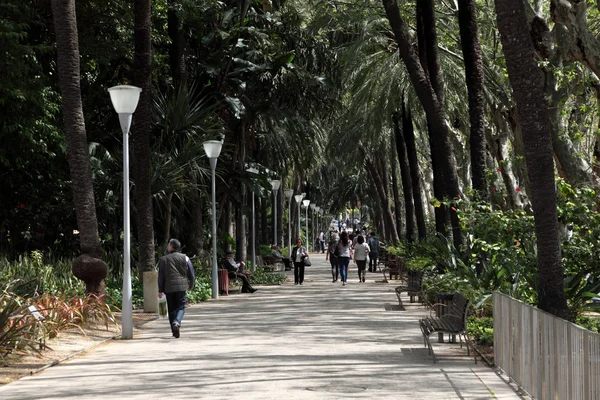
[
  {"x1": 291, "y1": 237, "x2": 308, "y2": 285},
  {"x1": 325, "y1": 239, "x2": 339, "y2": 282}
]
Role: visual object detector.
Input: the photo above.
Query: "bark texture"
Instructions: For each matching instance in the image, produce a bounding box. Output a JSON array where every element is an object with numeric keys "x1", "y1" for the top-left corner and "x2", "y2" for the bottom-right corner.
[
  {"x1": 51, "y1": 0, "x2": 107, "y2": 293},
  {"x1": 167, "y1": 0, "x2": 186, "y2": 87},
  {"x1": 393, "y1": 112, "x2": 415, "y2": 242},
  {"x1": 402, "y1": 104, "x2": 427, "y2": 239},
  {"x1": 383, "y1": 0, "x2": 461, "y2": 247},
  {"x1": 133, "y1": 0, "x2": 155, "y2": 273},
  {"x1": 390, "y1": 134, "x2": 404, "y2": 240},
  {"x1": 458, "y1": 0, "x2": 487, "y2": 196},
  {"x1": 366, "y1": 159, "x2": 400, "y2": 244},
  {"x1": 495, "y1": 0, "x2": 571, "y2": 320}
]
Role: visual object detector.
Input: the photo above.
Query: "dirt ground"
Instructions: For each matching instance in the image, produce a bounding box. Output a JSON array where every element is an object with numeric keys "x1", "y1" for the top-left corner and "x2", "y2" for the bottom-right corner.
[{"x1": 0, "y1": 312, "x2": 157, "y2": 386}]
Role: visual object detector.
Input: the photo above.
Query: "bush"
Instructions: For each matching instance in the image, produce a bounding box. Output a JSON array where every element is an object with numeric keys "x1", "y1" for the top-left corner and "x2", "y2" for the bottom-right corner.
[
  {"x1": 187, "y1": 277, "x2": 212, "y2": 303},
  {"x1": 467, "y1": 316, "x2": 494, "y2": 346},
  {"x1": 250, "y1": 268, "x2": 287, "y2": 285},
  {"x1": 575, "y1": 315, "x2": 600, "y2": 333}
]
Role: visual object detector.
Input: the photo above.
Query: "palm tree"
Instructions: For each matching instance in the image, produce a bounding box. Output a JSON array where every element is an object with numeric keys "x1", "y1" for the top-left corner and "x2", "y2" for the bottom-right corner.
[
  {"x1": 495, "y1": 0, "x2": 570, "y2": 320},
  {"x1": 133, "y1": 0, "x2": 155, "y2": 278},
  {"x1": 50, "y1": 0, "x2": 107, "y2": 293},
  {"x1": 458, "y1": 0, "x2": 487, "y2": 197}
]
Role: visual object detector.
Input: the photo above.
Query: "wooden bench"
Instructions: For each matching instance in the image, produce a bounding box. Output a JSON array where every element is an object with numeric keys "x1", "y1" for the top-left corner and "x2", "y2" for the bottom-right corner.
[
  {"x1": 382, "y1": 255, "x2": 403, "y2": 282},
  {"x1": 394, "y1": 269, "x2": 424, "y2": 309},
  {"x1": 419, "y1": 293, "x2": 476, "y2": 363}
]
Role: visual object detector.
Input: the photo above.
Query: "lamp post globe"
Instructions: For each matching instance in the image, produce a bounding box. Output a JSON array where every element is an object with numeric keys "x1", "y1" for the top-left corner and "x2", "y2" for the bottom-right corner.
[
  {"x1": 108, "y1": 85, "x2": 142, "y2": 340},
  {"x1": 294, "y1": 194, "x2": 303, "y2": 240},
  {"x1": 203, "y1": 140, "x2": 223, "y2": 300}
]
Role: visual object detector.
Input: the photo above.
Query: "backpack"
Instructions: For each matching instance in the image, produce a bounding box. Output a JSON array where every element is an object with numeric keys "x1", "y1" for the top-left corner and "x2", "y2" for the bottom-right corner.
[{"x1": 332, "y1": 242, "x2": 340, "y2": 257}]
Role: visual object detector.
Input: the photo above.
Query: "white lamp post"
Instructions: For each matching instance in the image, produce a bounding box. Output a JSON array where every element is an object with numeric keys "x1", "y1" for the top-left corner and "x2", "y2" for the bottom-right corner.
[
  {"x1": 310, "y1": 204, "x2": 316, "y2": 251},
  {"x1": 302, "y1": 199, "x2": 310, "y2": 252},
  {"x1": 294, "y1": 194, "x2": 303, "y2": 240},
  {"x1": 284, "y1": 189, "x2": 294, "y2": 257},
  {"x1": 108, "y1": 85, "x2": 142, "y2": 340},
  {"x1": 203, "y1": 140, "x2": 223, "y2": 299},
  {"x1": 315, "y1": 206, "x2": 320, "y2": 248},
  {"x1": 269, "y1": 179, "x2": 281, "y2": 245},
  {"x1": 247, "y1": 168, "x2": 259, "y2": 271}
]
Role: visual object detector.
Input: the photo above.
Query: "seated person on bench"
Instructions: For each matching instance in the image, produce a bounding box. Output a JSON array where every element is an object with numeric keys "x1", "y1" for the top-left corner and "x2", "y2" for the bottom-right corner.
[{"x1": 223, "y1": 251, "x2": 258, "y2": 293}]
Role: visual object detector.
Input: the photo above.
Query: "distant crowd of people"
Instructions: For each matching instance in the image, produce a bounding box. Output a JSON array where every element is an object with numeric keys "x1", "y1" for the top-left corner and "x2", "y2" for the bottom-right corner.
[{"x1": 325, "y1": 230, "x2": 379, "y2": 286}]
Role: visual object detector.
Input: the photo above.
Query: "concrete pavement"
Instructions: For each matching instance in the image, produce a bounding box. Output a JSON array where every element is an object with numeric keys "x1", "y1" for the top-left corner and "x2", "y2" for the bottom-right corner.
[{"x1": 0, "y1": 253, "x2": 522, "y2": 399}]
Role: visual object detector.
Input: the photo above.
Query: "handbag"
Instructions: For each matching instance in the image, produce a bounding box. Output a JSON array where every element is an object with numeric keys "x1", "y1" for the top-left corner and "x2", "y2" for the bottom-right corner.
[
  {"x1": 158, "y1": 295, "x2": 168, "y2": 318},
  {"x1": 303, "y1": 257, "x2": 312, "y2": 267}
]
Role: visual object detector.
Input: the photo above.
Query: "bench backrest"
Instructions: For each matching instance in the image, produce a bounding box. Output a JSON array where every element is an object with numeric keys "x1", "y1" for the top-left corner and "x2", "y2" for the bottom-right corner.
[
  {"x1": 448, "y1": 293, "x2": 470, "y2": 329},
  {"x1": 407, "y1": 270, "x2": 424, "y2": 291}
]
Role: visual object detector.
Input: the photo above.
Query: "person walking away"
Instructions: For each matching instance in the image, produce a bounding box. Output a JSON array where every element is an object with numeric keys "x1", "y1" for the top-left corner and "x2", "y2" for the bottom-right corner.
[
  {"x1": 353, "y1": 235, "x2": 370, "y2": 282},
  {"x1": 158, "y1": 238, "x2": 195, "y2": 338},
  {"x1": 337, "y1": 231, "x2": 353, "y2": 286},
  {"x1": 326, "y1": 238, "x2": 340, "y2": 282},
  {"x1": 291, "y1": 237, "x2": 308, "y2": 285},
  {"x1": 367, "y1": 232, "x2": 380, "y2": 272},
  {"x1": 319, "y1": 231, "x2": 325, "y2": 253},
  {"x1": 223, "y1": 251, "x2": 258, "y2": 293}
]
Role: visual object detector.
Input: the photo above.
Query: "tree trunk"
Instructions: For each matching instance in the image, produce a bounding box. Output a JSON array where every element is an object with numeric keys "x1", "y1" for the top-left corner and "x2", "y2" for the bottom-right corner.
[
  {"x1": 393, "y1": 112, "x2": 415, "y2": 242},
  {"x1": 368, "y1": 176, "x2": 385, "y2": 241},
  {"x1": 366, "y1": 159, "x2": 399, "y2": 244},
  {"x1": 458, "y1": 0, "x2": 487, "y2": 197},
  {"x1": 133, "y1": 0, "x2": 155, "y2": 275},
  {"x1": 495, "y1": 0, "x2": 571, "y2": 320},
  {"x1": 389, "y1": 134, "x2": 403, "y2": 240},
  {"x1": 51, "y1": 0, "x2": 107, "y2": 294},
  {"x1": 403, "y1": 105, "x2": 427, "y2": 239},
  {"x1": 188, "y1": 186, "x2": 204, "y2": 255},
  {"x1": 167, "y1": 0, "x2": 186, "y2": 88},
  {"x1": 225, "y1": 200, "x2": 233, "y2": 252},
  {"x1": 594, "y1": 138, "x2": 600, "y2": 211},
  {"x1": 162, "y1": 192, "x2": 173, "y2": 250},
  {"x1": 235, "y1": 122, "x2": 247, "y2": 263},
  {"x1": 383, "y1": 0, "x2": 461, "y2": 247},
  {"x1": 260, "y1": 196, "x2": 268, "y2": 245},
  {"x1": 277, "y1": 187, "x2": 284, "y2": 246}
]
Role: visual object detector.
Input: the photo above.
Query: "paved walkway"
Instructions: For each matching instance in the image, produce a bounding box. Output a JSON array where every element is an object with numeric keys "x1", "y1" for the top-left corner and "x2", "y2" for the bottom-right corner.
[{"x1": 0, "y1": 253, "x2": 521, "y2": 399}]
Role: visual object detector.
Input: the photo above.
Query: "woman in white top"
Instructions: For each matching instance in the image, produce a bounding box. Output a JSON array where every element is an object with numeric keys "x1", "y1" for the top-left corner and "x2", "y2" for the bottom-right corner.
[
  {"x1": 337, "y1": 231, "x2": 353, "y2": 286},
  {"x1": 291, "y1": 237, "x2": 308, "y2": 285},
  {"x1": 353, "y1": 235, "x2": 370, "y2": 282}
]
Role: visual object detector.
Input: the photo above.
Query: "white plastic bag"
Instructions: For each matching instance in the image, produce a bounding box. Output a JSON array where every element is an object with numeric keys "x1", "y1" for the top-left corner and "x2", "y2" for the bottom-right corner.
[{"x1": 158, "y1": 295, "x2": 168, "y2": 318}]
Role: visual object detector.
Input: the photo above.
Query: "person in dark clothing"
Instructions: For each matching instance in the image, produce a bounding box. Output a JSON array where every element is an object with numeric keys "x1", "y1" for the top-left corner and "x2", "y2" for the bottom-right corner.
[
  {"x1": 223, "y1": 251, "x2": 258, "y2": 293},
  {"x1": 291, "y1": 237, "x2": 308, "y2": 285},
  {"x1": 158, "y1": 238, "x2": 195, "y2": 338},
  {"x1": 367, "y1": 232, "x2": 379, "y2": 272},
  {"x1": 325, "y1": 238, "x2": 339, "y2": 282}
]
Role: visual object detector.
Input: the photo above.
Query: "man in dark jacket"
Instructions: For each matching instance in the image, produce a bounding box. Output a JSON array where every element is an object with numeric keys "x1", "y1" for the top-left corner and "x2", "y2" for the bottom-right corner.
[
  {"x1": 158, "y1": 238, "x2": 195, "y2": 338},
  {"x1": 223, "y1": 251, "x2": 257, "y2": 293},
  {"x1": 367, "y1": 232, "x2": 379, "y2": 272}
]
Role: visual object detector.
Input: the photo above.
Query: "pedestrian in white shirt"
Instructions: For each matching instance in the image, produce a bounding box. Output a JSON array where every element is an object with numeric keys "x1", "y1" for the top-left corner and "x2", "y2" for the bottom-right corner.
[{"x1": 353, "y1": 235, "x2": 370, "y2": 283}]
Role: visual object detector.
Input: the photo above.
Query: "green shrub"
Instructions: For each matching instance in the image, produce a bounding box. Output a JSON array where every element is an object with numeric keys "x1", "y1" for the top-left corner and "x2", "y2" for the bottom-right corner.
[
  {"x1": 467, "y1": 316, "x2": 494, "y2": 346},
  {"x1": 187, "y1": 277, "x2": 212, "y2": 303},
  {"x1": 250, "y1": 268, "x2": 287, "y2": 285},
  {"x1": 575, "y1": 315, "x2": 600, "y2": 333}
]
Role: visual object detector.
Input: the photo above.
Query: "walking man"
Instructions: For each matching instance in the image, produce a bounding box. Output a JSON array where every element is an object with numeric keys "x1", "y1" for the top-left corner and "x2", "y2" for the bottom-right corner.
[
  {"x1": 367, "y1": 232, "x2": 379, "y2": 272},
  {"x1": 158, "y1": 238, "x2": 195, "y2": 338},
  {"x1": 319, "y1": 231, "x2": 325, "y2": 253}
]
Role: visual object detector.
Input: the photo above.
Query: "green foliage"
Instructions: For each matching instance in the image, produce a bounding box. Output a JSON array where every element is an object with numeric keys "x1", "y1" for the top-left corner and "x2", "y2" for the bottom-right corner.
[
  {"x1": 186, "y1": 277, "x2": 212, "y2": 303},
  {"x1": 467, "y1": 317, "x2": 494, "y2": 346},
  {"x1": 259, "y1": 245, "x2": 273, "y2": 257},
  {"x1": 575, "y1": 315, "x2": 600, "y2": 334},
  {"x1": 250, "y1": 268, "x2": 287, "y2": 285}
]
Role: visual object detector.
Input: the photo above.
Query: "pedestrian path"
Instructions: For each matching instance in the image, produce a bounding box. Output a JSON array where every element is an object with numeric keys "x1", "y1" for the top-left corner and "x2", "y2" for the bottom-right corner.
[{"x1": 0, "y1": 253, "x2": 522, "y2": 399}]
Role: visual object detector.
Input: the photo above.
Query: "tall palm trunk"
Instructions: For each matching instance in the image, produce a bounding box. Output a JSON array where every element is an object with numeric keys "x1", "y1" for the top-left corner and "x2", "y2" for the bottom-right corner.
[
  {"x1": 260, "y1": 196, "x2": 268, "y2": 245},
  {"x1": 133, "y1": 0, "x2": 155, "y2": 275},
  {"x1": 235, "y1": 121, "x2": 247, "y2": 262},
  {"x1": 162, "y1": 192, "x2": 173, "y2": 249},
  {"x1": 51, "y1": 0, "x2": 107, "y2": 293},
  {"x1": 167, "y1": 0, "x2": 186, "y2": 88},
  {"x1": 495, "y1": 0, "x2": 570, "y2": 320},
  {"x1": 389, "y1": 140, "x2": 403, "y2": 240},
  {"x1": 382, "y1": 0, "x2": 461, "y2": 247},
  {"x1": 188, "y1": 183, "x2": 204, "y2": 255},
  {"x1": 458, "y1": 0, "x2": 487, "y2": 196},
  {"x1": 393, "y1": 112, "x2": 415, "y2": 242},
  {"x1": 366, "y1": 159, "x2": 399, "y2": 244},
  {"x1": 403, "y1": 104, "x2": 427, "y2": 239}
]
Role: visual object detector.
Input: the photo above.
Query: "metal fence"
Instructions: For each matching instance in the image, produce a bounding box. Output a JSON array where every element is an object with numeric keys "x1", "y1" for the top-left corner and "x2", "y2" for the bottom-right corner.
[{"x1": 493, "y1": 293, "x2": 600, "y2": 400}]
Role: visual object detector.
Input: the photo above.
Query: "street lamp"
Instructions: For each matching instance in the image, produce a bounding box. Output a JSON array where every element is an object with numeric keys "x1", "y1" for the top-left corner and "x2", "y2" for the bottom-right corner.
[
  {"x1": 315, "y1": 206, "x2": 320, "y2": 249},
  {"x1": 310, "y1": 204, "x2": 316, "y2": 251},
  {"x1": 247, "y1": 167, "x2": 259, "y2": 271},
  {"x1": 108, "y1": 85, "x2": 141, "y2": 340},
  {"x1": 302, "y1": 199, "x2": 310, "y2": 252},
  {"x1": 284, "y1": 189, "x2": 294, "y2": 257},
  {"x1": 269, "y1": 179, "x2": 280, "y2": 245},
  {"x1": 294, "y1": 194, "x2": 303, "y2": 240},
  {"x1": 203, "y1": 140, "x2": 223, "y2": 299}
]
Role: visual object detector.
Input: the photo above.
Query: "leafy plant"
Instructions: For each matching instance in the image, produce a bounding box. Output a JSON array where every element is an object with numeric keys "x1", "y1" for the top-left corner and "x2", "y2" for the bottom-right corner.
[
  {"x1": 250, "y1": 268, "x2": 287, "y2": 285},
  {"x1": 467, "y1": 316, "x2": 494, "y2": 346}
]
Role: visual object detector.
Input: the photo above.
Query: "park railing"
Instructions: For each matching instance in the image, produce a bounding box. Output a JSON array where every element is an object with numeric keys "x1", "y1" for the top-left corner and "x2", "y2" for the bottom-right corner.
[{"x1": 494, "y1": 292, "x2": 600, "y2": 400}]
